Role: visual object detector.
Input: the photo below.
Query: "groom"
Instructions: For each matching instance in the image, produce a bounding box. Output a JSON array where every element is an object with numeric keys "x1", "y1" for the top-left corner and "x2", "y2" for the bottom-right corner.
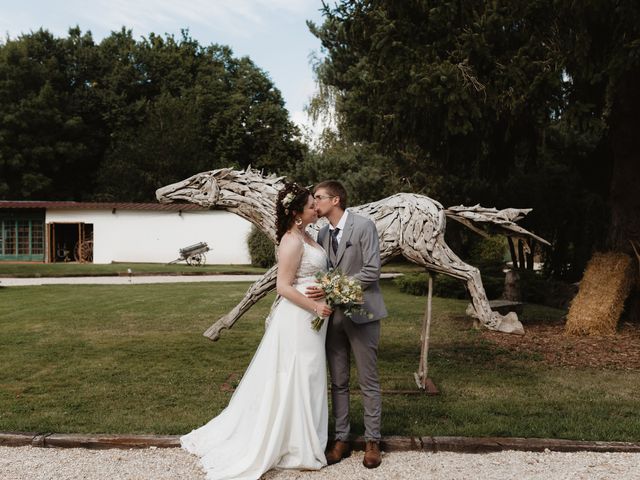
[{"x1": 307, "y1": 180, "x2": 387, "y2": 469}]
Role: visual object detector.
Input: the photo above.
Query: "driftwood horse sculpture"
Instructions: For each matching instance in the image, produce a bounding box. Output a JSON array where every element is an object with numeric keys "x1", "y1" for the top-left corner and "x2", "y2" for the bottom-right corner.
[{"x1": 156, "y1": 167, "x2": 549, "y2": 340}]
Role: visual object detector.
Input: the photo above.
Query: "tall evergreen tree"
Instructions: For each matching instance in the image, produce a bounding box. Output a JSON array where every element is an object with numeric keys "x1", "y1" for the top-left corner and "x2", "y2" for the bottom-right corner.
[
  {"x1": 310, "y1": 0, "x2": 639, "y2": 278},
  {"x1": 554, "y1": 0, "x2": 640, "y2": 253}
]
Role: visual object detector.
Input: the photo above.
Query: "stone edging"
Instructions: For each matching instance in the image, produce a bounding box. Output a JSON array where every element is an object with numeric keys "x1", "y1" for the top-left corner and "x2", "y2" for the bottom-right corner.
[{"x1": 2, "y1": 432, "x2": 639, "y2": 453}]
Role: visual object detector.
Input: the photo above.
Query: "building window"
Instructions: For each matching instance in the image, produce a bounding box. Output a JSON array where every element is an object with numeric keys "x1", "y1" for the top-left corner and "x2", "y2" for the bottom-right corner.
[
  {"x1": 18, "y1": 221, "x2": 30, "y2": 255},
  {"x1": 1, "y1": 221, "x2": 16, "y2": 256},
  {"x1": 0, "y1": 212, "x2": 45, "y2": 261},
  {"x1": 32, "y1": 222, "x2": 44, "y2": 254}
]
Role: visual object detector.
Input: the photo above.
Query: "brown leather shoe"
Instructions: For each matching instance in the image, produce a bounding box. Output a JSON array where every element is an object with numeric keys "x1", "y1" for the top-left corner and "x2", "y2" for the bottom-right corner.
[
  {"x1": 363, "y1": 441, "x2": 382, "y2": 468},
  {"x1": 325, "y1": 440, "x2": 351, "y2": 465}
]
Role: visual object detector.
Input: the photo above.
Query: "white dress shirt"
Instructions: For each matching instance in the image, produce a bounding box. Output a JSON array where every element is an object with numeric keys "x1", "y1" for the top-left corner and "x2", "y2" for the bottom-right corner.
[{"x1": 330, "y1": 210, "x2": 349, "y2": 244}]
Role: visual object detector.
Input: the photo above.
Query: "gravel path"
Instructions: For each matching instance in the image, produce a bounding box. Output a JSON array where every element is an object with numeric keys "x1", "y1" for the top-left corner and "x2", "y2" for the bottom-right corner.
[{"x1": 2, "y1": 446, "x2": 639, "y2": 480}]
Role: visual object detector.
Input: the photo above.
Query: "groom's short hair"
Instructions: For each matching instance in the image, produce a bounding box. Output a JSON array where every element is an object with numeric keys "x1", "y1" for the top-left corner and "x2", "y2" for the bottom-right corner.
[{"x1": 315, "y1": 180, "x2": 348, "y2": 210}]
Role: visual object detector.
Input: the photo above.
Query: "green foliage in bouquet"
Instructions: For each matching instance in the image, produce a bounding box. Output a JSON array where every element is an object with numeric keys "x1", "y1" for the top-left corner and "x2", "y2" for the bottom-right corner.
[{"x1": 311, "y1": 268, "x2": 371, "y2": 330}]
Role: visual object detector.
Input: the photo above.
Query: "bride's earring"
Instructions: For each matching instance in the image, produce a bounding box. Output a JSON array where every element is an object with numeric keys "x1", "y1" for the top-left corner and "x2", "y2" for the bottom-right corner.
[{"x1": 295, "y1": 217, "x2": 303, "y2": 227}]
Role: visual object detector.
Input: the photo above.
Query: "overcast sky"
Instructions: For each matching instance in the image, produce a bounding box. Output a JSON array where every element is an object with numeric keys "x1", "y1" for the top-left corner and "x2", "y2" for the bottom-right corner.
[{"x1": 0, "y1": 0, "x2": 326, "y2": 134}]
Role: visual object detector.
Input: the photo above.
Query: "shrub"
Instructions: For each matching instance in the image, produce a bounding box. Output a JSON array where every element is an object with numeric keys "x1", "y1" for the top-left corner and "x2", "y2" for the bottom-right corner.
[
  {"x1": 247, "y1": 226, "x2": 276, "y2": 268},
  {"x1": 517, "y1": 269, "x2": 576, "y2": 308},
  {"x1": 394, "y1": 271, "x2": 503, "y2": 300},
  {"x1": 393, "y1": 236, "x2": 508, "y2": 300},
  {"x1": 433, "y1": 274, "x2": 468, "y2": 299},
  {"x1": 394, "y1": 272, "x2": 431, "y2": 296},
  {"x1": 469, "y1": 236, "x2": 508, "y2": 276}
]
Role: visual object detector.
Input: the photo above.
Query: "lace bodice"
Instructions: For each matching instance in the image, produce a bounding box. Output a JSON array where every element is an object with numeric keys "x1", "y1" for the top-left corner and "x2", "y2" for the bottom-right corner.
[{"x1": 294, "y1": 242, "x2": 328, "y2": 284}]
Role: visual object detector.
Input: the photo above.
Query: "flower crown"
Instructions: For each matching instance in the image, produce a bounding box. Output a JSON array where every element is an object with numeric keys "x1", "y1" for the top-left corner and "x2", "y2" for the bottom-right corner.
[
  {"x1": 280, "y1": 183, "x2": 305, "y2": 215},
  {"x1": 281, "y1": 192, "x2": 296, "y2": 210}
]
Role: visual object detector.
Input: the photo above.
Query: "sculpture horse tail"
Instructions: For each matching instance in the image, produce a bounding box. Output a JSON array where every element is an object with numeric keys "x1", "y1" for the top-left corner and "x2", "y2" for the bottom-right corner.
[{"x1": 444, "y1": 205, "x2": 550, "y2": 247}]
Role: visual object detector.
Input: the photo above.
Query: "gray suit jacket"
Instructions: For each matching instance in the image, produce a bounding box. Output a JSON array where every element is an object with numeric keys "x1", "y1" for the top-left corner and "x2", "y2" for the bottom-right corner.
[{"x1": 318, "y1": 212, "x2": 387, "y2": 323}]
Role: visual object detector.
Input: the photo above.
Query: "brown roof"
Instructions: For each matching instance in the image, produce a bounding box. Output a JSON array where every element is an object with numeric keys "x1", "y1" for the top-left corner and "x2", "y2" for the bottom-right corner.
[{"x1": 0, "y1": 201, "x2": 207, "y2": 212}]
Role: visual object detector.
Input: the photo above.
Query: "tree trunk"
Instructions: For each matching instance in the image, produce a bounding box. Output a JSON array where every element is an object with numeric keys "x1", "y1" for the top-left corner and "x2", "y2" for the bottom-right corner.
[
  {"x1": 607, "y1": 66, "x2": 640, "y2": 322},
  {"x1": 503, "y1": 269, "x2": 521, "y2": 302},
  {"x1": 607, "y1": 67, "x2": 640, "y2": 252},
  {"x1": 526, "y1": 240, "x2": 536, "y2": 270},
  {"x1": 508, "y1": 237, "x2": 519, "y2": 269},
  {"x1": 517, "y1": 240, "x2": 525, "y2": 271}
]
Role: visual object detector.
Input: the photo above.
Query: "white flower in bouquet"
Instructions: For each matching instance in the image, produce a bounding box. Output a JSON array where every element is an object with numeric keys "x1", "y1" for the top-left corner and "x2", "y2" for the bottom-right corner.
[{"x1": 311, "y1": 269, "x2": 371, "y2": 331}]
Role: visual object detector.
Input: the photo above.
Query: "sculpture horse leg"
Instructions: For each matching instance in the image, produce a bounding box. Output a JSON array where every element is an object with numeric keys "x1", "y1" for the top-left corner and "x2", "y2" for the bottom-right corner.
[
  {"x1": 203, "y1": 265, "x2": 278, "y2": 341},
  {"x1": 404, "y1": 236, "x2": 524, "y2": 335}
]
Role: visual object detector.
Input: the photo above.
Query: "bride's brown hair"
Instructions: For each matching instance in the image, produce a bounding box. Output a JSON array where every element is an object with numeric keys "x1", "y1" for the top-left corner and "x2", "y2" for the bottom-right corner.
[{"x1": 275, "y1": 182, "x2": 311, "y2": 244}]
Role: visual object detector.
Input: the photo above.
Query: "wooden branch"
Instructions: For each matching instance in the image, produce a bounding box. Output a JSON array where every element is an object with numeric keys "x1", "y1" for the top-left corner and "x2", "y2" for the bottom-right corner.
[{"x1": 415, "y1": 272, "x2": 434, "y2": 391}]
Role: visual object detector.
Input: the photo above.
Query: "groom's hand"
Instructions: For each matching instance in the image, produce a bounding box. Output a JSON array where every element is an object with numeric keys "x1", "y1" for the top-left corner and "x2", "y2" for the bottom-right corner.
[{"x1": 305, "y1": 286, "x2": 325, "y2": 300}]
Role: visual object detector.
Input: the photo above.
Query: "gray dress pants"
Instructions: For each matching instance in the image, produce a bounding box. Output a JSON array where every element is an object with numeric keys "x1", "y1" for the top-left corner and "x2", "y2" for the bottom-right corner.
[{"x1": 326, "y1": 312, "x2": 381, "y2": 442}]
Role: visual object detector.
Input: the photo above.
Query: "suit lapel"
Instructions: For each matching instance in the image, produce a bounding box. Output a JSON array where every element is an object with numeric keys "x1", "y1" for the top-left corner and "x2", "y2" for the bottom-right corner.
[{"x1": 334, "y1": 214, "x2": 354, "y2": 267}]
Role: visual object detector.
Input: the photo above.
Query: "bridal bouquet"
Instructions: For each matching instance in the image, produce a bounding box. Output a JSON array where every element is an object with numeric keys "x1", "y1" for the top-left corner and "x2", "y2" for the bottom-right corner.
[{"x1": 311, "y1": 269, "x2": 371, "y2": 331}]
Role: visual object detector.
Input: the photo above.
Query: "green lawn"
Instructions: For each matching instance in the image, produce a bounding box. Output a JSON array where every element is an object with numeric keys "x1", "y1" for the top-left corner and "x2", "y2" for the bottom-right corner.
[
  {"x1": 1, "y1": 280, "x2": 638, "y2": 441},
  {"x1": 0, "y1": 259, "x2": 418, "y2": 277},
  {"x1": 0, "y1": 262, "x2": 267, "y2": 277}
]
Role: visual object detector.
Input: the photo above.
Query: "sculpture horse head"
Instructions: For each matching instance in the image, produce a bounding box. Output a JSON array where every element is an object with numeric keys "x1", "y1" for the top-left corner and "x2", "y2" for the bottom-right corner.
[
  {"x1": 156, "y1": 167, "x2": 286, "y2": 237},
  {"x1": 156, "y1": 167, "x2": 285, "y2": 208},
  {"x1": 155, "y1": 168, "x2": 230, "y2": 207}
]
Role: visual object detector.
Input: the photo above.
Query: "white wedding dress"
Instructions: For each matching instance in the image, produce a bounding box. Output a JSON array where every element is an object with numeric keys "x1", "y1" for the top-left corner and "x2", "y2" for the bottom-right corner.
[{"x1": 181, "y1": 241, "x2": 329, "y2": 480}]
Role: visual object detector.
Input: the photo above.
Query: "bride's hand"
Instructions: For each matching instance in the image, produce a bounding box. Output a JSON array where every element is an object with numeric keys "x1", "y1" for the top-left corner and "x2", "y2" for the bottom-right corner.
[
  {"x1": 315, "y1": 302, "x2": 332, "y2": 318},
  {"x1": 306, "y1": 285, "x2": 325, "y2": 300}
]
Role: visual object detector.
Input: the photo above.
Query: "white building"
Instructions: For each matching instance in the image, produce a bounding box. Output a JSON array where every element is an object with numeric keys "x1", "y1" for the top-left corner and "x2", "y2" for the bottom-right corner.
[{"x1": 0, "y1": 201, "x2": 252, "y2": 265}]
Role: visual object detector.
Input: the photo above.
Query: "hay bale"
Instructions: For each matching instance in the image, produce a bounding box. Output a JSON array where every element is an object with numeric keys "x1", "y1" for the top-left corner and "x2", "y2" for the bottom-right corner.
[{"x1": 565, "y1": 252, "x2": 635, "y2": 336}]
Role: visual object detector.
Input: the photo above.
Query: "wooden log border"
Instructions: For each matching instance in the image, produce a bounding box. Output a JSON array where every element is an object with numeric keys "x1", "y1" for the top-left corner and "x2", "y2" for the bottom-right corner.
[{"x1": 2, "y1": 432, "x2": 639, "y2": 453}]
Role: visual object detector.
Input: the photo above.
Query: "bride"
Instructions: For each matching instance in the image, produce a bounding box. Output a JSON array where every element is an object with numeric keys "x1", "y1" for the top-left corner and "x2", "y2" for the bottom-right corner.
[{"x1": 181, "y1": 182, "x2": 332, "y2": 480}]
